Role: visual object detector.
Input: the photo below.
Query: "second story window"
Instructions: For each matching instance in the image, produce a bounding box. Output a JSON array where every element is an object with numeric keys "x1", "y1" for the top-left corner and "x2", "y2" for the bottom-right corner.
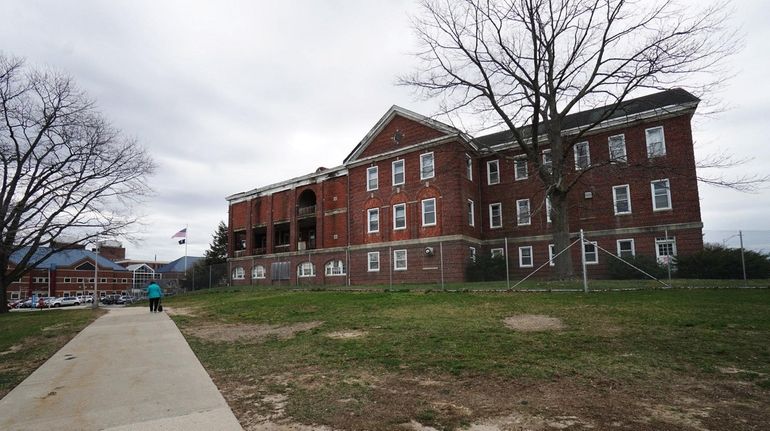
[
  {"x1": 517, "y1": 199, "x2": 531, "y2": 226},
  {"x1": 487, "y1": 160, "x2": 500, "y2": 185},
  {"x1": 392, "y1": 159, "x2": 405, "y2": 186},
  {"x1": 467, "y1": 199, "x2": 475, "y2": 226},
  {"x1": 489, "y1": 202, "x2": 502, "y2": 228},
  {"x1": 421, "y1": 198, "x2": 436, "y2": 226},
  {"x1": 420, "y1": 152, "x2": 435, "y2": 180},
  {"x1": 366, "y1": 166, "x2": 378, "y2": 191},
  {"x1": 646, "y1": 126, "x2": 666, "y2": 158},
  {"x1": 651, "y1": 179, "x2": 672, "y2": 211},
  {"x1": 613, "y1": 184, "x2": 632, "y2": 215},
  {"x1": 393, "y1": 203, "x2": 406, "y2": 230},
  {"x1": 609, "y1": 134, "x2": 627, "y2": 163}
]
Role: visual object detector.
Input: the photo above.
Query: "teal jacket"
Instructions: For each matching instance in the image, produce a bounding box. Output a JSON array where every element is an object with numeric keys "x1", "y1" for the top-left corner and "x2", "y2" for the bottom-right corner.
[{"x1": 146, "y1": 283, "x2": 163, "y2": 299}]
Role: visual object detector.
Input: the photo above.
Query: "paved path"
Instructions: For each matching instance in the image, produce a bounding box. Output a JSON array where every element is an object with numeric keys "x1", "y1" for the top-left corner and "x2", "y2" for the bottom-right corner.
[{"x1": 0, "y1": 307, "x2": 243, "y2": 431}]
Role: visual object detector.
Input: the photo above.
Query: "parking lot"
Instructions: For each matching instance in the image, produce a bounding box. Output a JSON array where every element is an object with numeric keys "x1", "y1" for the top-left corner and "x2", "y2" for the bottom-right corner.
[{"x1": 7, "y1": 295, "x2": 144, "y2": 311}]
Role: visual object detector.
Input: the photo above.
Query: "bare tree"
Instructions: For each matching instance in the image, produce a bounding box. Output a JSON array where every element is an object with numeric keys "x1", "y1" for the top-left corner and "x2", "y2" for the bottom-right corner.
[
  {"x1": 0, "y1": 55, "x2": 154, "y2": 312},
  {"x1": 402, "y1": 0, "x2": 742, "y2": 278}
]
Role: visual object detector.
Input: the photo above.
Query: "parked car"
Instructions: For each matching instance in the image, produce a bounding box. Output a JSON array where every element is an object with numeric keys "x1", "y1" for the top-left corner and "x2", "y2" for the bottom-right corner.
[
  {"x1": 76, "y1": 295, "x2": 94, "y2": 304},
  {"x1": 100, "y1": 295, "x2": 121, "y2": 305},
  {"x1": 51, "y1": 296, "x2": 81, "y2": 307}
]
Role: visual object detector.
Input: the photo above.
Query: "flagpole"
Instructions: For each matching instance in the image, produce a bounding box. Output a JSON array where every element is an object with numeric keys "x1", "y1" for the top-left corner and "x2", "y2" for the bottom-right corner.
[{"x1": 184, "y1": 224, "x2": 188, "y2": 277}]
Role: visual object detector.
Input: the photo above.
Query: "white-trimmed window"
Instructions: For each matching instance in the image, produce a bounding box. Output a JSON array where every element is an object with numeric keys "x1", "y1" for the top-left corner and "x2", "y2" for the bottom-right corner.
[
  {"x1": 489, "y1": 203, "x2": 502, "y2": 228},
  {"x1": 392, "y1": 159, "x2": 405, "y2": 185},
  {"x1": 420, "y1": 152, "x2": 435, "y2": 180},
  {"x1": 368, "y1": 252, "x2": 380, "y2": 272},
  {"x1": 298, "y1": 262, "x2": 316, "y2": 277},
  {"x1": 421, "y1": 198, "x2": 436, "y2": 226},
  {"x1": 393, "y1": 203, "x2": 406, "y2": 230},
  {"x1": 232, "y1": 266, "x2": 245, "y2": 280},
  {"x1": 469, "y1": 247, "x2": 476, "y2": 262},
  {"x1": 465, "y1": 154, "x2": 473, "y2": 180},
  {"x1": 548, "y1": 244, "x2": 556, "y2": 266},
  {"x1": 613, "y1": 184, "x2": 632, "y2": 215},
  {"x1": 542, "y1": 149, "x2": 552, "y2": 173},
  {"x1": 514, "y1": 156, "x2": 528, "y2": 180},
  {"x1": 491, "y1": 248, "x2": 504, "y2": 258},
  {"x1": 655, "y1": 237, "x2": 677, "y2": 264},
  {"x1": 325, "y1": 260, "x2": 346, "y2": 276},
  {"x1": 584, "y1": 242, "x2": 598, "y2": 264},
  {"x1": 617, "y1": 239, "x2": 635, "y2": 258},
  {"x1": 651, "y1": 179, "x2": 672, "y2": 211},
  {"x1": 545, "y1": 197, "x2": 552, "y2": 223},
  {"x1": 367, "y1": 166, "x2": 378, "y2": 191},
  {"x1": 252, "y1": 265, "x2": 266, "y2": 279},
  {"x1": 467, "y1": 199, "x2": 475, "y2": 226},
  {"x1": 487, "y1": 160, "x2": 500, "y2": 185},
  {"x1": 519, "y1": 246, "x2": 533, "y2": 268},
  {"x1": 516, "y1": 199, "x2": 531, "y2": 226},
  {"x1": 367, "y1": 208, "x2": 379, "y2": 233},
  {"x1": 646, "y1": 126, "x2": 666, "y2": 158},
  {"x1": 63, "y1": 277, "x2": 72, "y2": 283},
  {"x1": 394, "y1": 249, "x2": 408, "y2": 271},
  {"x1": 609, "y1": 134, "x2": 627, "y2": 163},
  {"x1": 574, "y1": 141, "x2": 591, "y2": 170}
]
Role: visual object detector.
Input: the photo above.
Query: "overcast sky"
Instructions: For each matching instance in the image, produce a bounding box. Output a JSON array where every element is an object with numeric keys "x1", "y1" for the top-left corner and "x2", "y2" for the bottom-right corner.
[{"x1": 2, "y1": 0, "x2": 768, "y2": 261}]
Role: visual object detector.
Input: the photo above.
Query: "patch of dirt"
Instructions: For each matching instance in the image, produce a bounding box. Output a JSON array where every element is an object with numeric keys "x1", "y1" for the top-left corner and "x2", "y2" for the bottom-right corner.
[
  {"x1": 503, "y1": 314, "x2": 566, "y2": 332},
  {"x1": 324, "y1": 330, "x2": 367, "y2": 339},
  {"x1": 185, "y1": 321, "x2": 323, "y2": 343},
  {"x1": 645, "y1": 404, "x2": 711, "y2": 431},
  {"x1": 0, "y1": 343, "x2": 25, "y2": 356},
  {"x1": 41, "y1": 323, "x2": 68, "y2": 332},
  {"x1": 165, "y1": 306, "x2": 198, "y2": 316}
]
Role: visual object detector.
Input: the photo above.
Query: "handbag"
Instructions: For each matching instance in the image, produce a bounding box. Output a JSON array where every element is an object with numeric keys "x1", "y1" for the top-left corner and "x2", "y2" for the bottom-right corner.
[{"x1": 158, "y1": 304, "x2": 163, "y2": 312}]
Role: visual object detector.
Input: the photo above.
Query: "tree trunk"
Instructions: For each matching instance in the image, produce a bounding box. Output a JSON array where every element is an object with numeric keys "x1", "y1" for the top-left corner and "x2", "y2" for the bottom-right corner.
[
  {"x1": 550, "y1": 189, "x2": 574, "y2": 279},
  {"x1": 0, "y1": 272, "x2": 9, "y2": 314}
]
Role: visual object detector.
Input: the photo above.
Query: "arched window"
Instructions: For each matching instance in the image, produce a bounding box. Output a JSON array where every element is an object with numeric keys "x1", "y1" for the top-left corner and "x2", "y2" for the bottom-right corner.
[
  {"x1": 252, "y1": 265, "x2": 266, "y2": 279},
  {"x1": 325, "y1": 260, "x2": 346, "y2": 276},
  {"x1": 232, "y1": 267, "x2": 245, "y2": 280},
  {"x1": 297, "y1": 262, "x2": 315, "y2": 277}
]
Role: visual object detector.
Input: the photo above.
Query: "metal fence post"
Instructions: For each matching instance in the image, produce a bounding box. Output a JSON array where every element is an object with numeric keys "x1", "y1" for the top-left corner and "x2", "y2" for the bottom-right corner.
[
  {"x1": 439, "y1": 241, "x2": 445, "y2": 290},
  {"x1": 504, "y1": 237, "x2": 510, "y2": 290},
  {"x1": 739, "y1": 230, "x2": 747, "y2": 282},
  {"x1": 580, "y1": 229, "x2": 588, "y2": 293}
]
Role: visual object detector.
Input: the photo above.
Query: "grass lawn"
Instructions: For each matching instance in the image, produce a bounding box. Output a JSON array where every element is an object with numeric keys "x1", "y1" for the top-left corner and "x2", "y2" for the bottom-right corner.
[
  {"x1": 0, "y1": 308, "x2": 105, "y2": 399},
  {"x1": 167, "y1": 287, "x2": 770, "y2": 430}
]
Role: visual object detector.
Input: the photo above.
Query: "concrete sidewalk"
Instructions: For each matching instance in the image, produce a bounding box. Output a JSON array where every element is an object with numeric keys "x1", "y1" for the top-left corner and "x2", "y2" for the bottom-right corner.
[{"x1": 0, "y1": 307, "x2": 243, "y2": 430}]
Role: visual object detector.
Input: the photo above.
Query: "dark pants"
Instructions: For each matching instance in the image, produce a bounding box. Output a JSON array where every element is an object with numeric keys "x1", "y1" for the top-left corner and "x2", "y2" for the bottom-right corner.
[{"x1": 149, "y1": 297, "x2": 160, "y2": 312}]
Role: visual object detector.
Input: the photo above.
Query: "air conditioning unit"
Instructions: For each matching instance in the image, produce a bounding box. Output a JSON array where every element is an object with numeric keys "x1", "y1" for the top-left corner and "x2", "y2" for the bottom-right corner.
[{"x1": 424, "y1": 247, "x2": 434, "y2": 256}]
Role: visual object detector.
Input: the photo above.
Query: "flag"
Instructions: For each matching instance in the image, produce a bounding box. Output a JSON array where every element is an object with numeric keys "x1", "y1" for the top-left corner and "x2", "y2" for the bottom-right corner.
[
  {"x1": 171, "y1": 228, "x2": 187, "y2": 239},
  {"x1": 178, "y1": 239, "x2": 186, "y2": 245}
]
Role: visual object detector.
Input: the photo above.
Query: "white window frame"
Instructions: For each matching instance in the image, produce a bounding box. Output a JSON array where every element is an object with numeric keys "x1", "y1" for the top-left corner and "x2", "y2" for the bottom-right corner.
[
  {"x1": 487, "y1": 159, "x2": 500, "y2": 185},
  {"x1": 514, "y1": 156, "x2": 528, "y2": 180},
  {"x1": 469, "y1": 247, "x2": 476, "y2": 262},
  {"x1": 609, "y1": 134, "x2": 627, "y2": 163},
  {"x1": 516, "y1": 199, "x2": 531, "y2": 226},
  {"x1": 574, "y1": 141, "x2": 591, "y2": 170},
  {"x1": 542, "y1": 149, "x2": 552, "y2": 172},
  {"x1": 324, "y1": 260, "x2": 346, "y2": 276},
  {"x1": 467, "y1": 199, "x2": 475, "y2": 226},
  {"x1": 394, "y1": 249, "x2": 407, "y2": 271},
  {"x1": 518, "y1": 246, "x2": 533, "y2": 268},
  {"x1": 420, "y1": 152, "x2": 435, "y2": 180},
  {"x1": 252, "y1": 265, "x2": 266, "y2": 279},
  {"x1": 651, "y1": 179, "x2": 672, "y2": 211},
  {"x1": 232, "y1": 267, "x2": 245, "y2": 280},
  {"x1": 368, "y1": 252, "x2": 380, "y2": 272},
  {"x1": 421, "y1": 198, "x2": 436, "y2": 226},
  {"x1": 613, "y1": 184, "x2": 632, "y2": 215},
  {"x1": 646, "y1": 126, "x2": 666, "y2": 158},
  {"x1": 392, "y1": 159, "x2": 405, "y2": 186},
  {"x1": 297, "y1": 262, "x2": 315, "y2": 277},
  {"x1": 491, "y1": 248, "x2": 504, "y2": 258},
  {"x1": 548, "y1": 244, "x2": 556, "y2": 266},
  {"x1": 546, "y1": 197, "x2": 552, "y2": 223},
  {"x1": 367, "y1": 208, "x2": 380, "y2": 233},
  {"x1": 655, "y1": 237, "x2": 677, "y2": 264},
  {"x1": 465, "y1": 154, "x2": 473, "y2": 180},
  {"x1": 616, "y1": 239, "x2": 636, "y2": 258},
  {"x1": 393, "y1": 203, "x2": 406, "y2": 230},
  {"x1": 63, "y1": 277, "x2": 72, "y2": 283},
  {"x1": 584, "y1": 242, "x2": 598, "y2": 264},
  {"x1": 366, "y1": 166, "x2": 378, "y2": 191},
  {"x1": 489, "y1": 202, "x2": 502, "y2": 228}
]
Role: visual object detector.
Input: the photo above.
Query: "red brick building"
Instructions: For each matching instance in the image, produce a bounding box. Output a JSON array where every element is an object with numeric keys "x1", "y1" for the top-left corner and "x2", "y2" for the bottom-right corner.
[{"x1": 226, "y1": 89, "x2": 703, "y2": 286}]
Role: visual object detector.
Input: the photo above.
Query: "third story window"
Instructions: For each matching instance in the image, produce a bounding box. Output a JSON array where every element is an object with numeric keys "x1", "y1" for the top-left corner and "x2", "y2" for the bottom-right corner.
[
  {"x1": 367, "y1": 166, "x2": 378, "y2": 191},
  {"x1": 646, "y1": 126, "x2": 666, "y2": 158},
  {"x1": 489, "y1": 203, "x2": 502, "y2": 228},
  {"x1": 421, "y1": 198, "x2": 436, "y2": 226},
  {"x1": 574, "y1": 141, "x2": 591, "y2": 170},
  {"x1": 466, "y1": 154, "x2": 473, "y2": 180},
  {"x1": 392, "y1": 159, "x2": 405, "y2": 185},
  {"x1": 514, "y1": 157, "x2": 528, "y2": 180},
  {"x1": 609, "y1": 134, "x2": 627, "y2": 163},
  {"x1": 487, "y1": 159, "x2": 500, "y2": 184},
  {"x1": 542, "y1": 150, "x2": 552, "y2": 173},
  {"x1": 420, "y1": 152, "x2": 435, "y2": 180}
]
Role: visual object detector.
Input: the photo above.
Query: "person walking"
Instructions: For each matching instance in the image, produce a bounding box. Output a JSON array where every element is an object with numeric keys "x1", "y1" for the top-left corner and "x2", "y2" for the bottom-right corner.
[{"x1": 145, "y1": 280, "x2": 163, "y2": 312}]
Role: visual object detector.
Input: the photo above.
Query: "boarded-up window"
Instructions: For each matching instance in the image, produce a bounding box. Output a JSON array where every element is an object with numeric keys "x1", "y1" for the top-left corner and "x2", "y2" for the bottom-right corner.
[{"x1": 271, "y1": 262, "x2": 290, "y2": 280}]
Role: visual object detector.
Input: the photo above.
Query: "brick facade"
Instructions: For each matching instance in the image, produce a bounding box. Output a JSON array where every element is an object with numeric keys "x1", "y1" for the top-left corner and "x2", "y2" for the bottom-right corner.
[{"x1": 227, "y1": 91, "x2": 704, "y2": 286}]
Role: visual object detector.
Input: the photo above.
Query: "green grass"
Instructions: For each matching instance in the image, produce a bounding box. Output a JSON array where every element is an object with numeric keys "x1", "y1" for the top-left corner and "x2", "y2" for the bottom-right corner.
[
  {"x1": 168, "y1": 287, "x2": 770, "y2": 429},
  {"x1": 0, "y1": 308, "x2": 104, "y2": 398}
]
